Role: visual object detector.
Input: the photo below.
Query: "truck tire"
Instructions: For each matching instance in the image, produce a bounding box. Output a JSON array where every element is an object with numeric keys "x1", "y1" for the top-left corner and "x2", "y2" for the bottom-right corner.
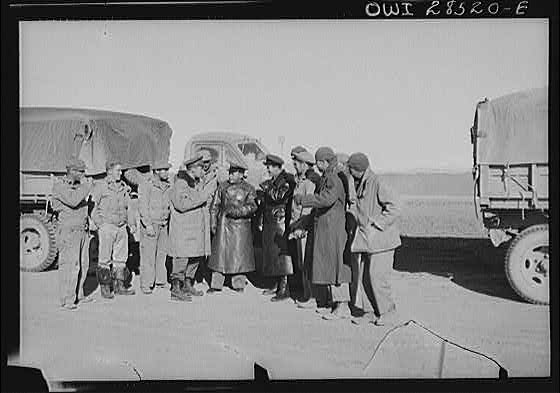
[
  {"x1": 505, "y1": 224, "x2": 549, "y2": 305},
  {"x1": 20, "y1": 214, "x2": 58, "y2": 272}
]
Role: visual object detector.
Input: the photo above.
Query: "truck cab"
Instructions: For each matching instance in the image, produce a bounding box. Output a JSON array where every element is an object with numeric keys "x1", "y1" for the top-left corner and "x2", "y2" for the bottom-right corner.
[{"x1": 184, "y1": 132, "x2": 273, "y2": 187}]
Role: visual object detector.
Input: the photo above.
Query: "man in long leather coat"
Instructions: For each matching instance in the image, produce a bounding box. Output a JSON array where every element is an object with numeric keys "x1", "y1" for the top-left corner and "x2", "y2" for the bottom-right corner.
[
  {"x1": 51, "y1": 157, "x2": 93, "y2": 310},
  {"x1": 259, "y1": 154, "x2": 296, "y2": 302},
  {"x1": 207, "y1": 163, "x2": 258, "y2": 293}
]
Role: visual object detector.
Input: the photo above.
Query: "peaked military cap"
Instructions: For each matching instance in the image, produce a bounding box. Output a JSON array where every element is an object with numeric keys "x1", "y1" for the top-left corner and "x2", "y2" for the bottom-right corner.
[
  {"x1": 290, "y1": 145, "x2": 307, "y2": 157},
  {"x1": 315, "y1": 147, "x2": 336, "y2": 162},
  {"x1": 264, "y1": 154, "x2": 284, "y2": 166},
  {"x1": 198, "y1": 149, "x2": 213, "y2": 162},
  {"x1": 66, "y1": 157, "x2": 86, "y2": 171},
  {"x1": 184, "y1": 154, "x2": 204, "y2": 169}
]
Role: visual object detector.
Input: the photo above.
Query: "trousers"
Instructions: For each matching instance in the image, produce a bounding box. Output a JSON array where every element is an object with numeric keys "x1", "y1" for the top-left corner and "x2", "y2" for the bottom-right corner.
[
  {"x1": 351, "y1": 250, "x2": 396, "y2": 315},
  {"x1": 171, "y1": 256, "x2": 203, "y2": 281},
  {"x1": 57, "y1": 227, "x2": 89, "y2": 306},
  {"x1": 139, "y1": 223, "x2": 168, "y2": 290},
  {"x1": 98, "y1": 223, "x2": 128, "y2": 266}
]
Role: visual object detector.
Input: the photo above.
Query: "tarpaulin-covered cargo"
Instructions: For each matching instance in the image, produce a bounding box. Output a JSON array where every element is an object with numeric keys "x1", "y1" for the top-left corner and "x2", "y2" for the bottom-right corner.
[
  {"x1": 20, "y1": 107, "x2": 173, "y2": 175},
  {"x1": 473, "y1": 87, "x2": 548, "y2": 165}
]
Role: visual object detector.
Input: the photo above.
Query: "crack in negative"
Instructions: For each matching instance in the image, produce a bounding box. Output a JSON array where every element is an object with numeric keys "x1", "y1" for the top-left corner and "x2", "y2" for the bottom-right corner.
[{"x1": 122, "y1": 360, "x2": 142, "y2": 380}]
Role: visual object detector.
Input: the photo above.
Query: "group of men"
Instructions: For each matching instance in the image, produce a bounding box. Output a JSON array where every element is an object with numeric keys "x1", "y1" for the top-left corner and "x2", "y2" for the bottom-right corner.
[{"x1": 52, "y1": 144, "x2": 402, "y2": 326}]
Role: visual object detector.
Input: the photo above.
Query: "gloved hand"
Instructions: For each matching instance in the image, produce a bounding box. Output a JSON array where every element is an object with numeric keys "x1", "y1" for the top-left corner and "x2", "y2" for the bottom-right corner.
[{"x1": 145, "y1": 224, "x2": 156, "y2": 237}]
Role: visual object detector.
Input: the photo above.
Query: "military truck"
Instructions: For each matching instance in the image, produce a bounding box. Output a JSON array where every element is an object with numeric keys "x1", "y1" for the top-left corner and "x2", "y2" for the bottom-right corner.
[
  {"x1": 20, "y1": 107, "x2": 173, "y2": 272},
  {"x1": 470, "y1": 88, "x2": 549, "y2": 304}
]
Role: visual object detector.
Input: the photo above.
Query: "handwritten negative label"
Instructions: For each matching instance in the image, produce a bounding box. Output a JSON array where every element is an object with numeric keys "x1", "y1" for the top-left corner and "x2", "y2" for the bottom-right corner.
[{"x1": 365, "y1": 1, "x2": 530, "y2": 17}]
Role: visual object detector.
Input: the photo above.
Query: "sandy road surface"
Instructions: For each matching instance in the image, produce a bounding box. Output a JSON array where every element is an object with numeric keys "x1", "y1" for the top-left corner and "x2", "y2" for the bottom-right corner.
[{"x1": 12, "y1": 237, "x2": 549, "y2": 383}]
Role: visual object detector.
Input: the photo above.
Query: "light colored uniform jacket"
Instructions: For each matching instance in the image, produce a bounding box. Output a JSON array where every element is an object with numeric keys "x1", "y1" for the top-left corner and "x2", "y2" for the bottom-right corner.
[
  {"x1": 138, "y1": 176, "x2": 171, "y2": 227},
  {"x1": 91, "y1": 179, "x2": 132, "y2": 227},
  {"x1": 351, "y1": 169, "x2": 402, "y2": 253},
  {"x1": 168, "y1": 171, "x2": 213, "y2": 258},
  {"x1": 51, "y1": 177, "x2": 91, "y2": 229}
]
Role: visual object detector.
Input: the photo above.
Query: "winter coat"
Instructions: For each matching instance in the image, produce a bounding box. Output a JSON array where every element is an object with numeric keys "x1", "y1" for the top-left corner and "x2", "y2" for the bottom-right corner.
[
  {"x1": 51, "y1": 177, "x2": 91, "y2": 229},
  {"x1": 168, "y1": 171, "x2": 213, "y2": 258},
  {"x1": 351, "y1": 169, "x2": 402, "y2": 253},
  {"x1": 138, "y1": 176, "x2": 171, "y2": 227},
  {"x1": 300, "y1": 162, "x2": 350, "y2": 285},
  {"x1": 260, "y1": 170, "x2": 296, "y2": 276},
  {"x1": 208, "y1": 180, "x2": 258, "y2": 274},
  {"x1": 91, "y1": 179, "x2": 132, "y2": 228}
]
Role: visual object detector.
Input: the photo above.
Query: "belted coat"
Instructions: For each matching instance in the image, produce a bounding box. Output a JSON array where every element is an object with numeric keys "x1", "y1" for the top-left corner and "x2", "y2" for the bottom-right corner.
[{"x1": 208, "y1": 180, "x2": 258, "y2": 274}]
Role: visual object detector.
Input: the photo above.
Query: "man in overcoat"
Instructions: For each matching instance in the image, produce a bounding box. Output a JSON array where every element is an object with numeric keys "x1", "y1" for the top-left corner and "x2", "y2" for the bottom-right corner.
[
  {"x1": 168, "y1": 155, "x2": 215, "y2": 301},
  {"x1": 294, "y1": 147, "x2": 352, "y2": 320},
  {"x1": 51, "y1": 157, "x2": 93, "y2": 309},
  {"x1": 347, "y1": 153, "x2": 402, "y2": 326},
  {"x1": 207, "y1": 163, "x2": 258, "y2": 293},
  {"x1": 259, "y1": 154, "x2": 296, "y2": 302},
  {"x1": 91, "y1": 160, "x2": 136, "y2": 298},
  {"x1": 138, "y1": 162, "x2": 172, "y2": 294}
]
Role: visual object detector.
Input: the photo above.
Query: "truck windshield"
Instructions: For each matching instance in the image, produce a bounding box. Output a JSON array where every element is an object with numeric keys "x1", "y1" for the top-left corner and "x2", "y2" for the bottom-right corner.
[{"x1": 237, "y1": 142, "x2": 265, "y2": 161}]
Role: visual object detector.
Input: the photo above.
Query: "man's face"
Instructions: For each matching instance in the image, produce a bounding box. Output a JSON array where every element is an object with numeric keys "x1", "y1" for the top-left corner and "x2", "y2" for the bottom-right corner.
[
  {"x1": 266, "y1": 164, "x2": 281, "y2": 178},
  {"x1": 229, "y1": 170, "x2": 243, "y2": 183},
  {"x1": 189, "y1": 164, "x2": 204, "y2": 179},
  {"x1": 156, "y1": 168, "x2": 169, "y2": 181},
  {"x1": 68, "y1": 168, "x2": 85, "y2": 183},
  {"x1": 293, "y1": 160, "x2": 307, "y2": 175},
  {"x1": 108, "y1": 165, "x2": 122, "y2": 181},
  {"x1": 316, "y1": 160, "x2": 328, "y2": 173},
  {"x1": 349, "y1": 167, "x2": 365, "y2": 180}
]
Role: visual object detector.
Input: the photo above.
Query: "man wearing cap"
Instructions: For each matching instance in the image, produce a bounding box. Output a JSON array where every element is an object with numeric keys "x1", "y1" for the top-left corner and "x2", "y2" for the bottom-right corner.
[
  {"x1": 259, "y1": 154, "x2": 296, "y2": 301},
  {"x1": 51, "y1": 157, "x2": 93, "y2": 310},
  {"x1": 347, "y1": 153, "x2": 402, "y2": 326},
  {"x1": 291, "y1": 145, "x2": 321, "y2": 189},
  {"x1": 168, "y1": 155, "x2": 215, "y2": 301},
  {"x1": 138, "y1": 162, "x2": 172, "y2": 294},
  {"x1": 207, "y1": 163, "x2": 258, "y2": 293},
  {"x1": 288, "y1": 150, "x2": 318, "y2": 306},
  {"x1": 293, "y1": 147, "x2": 352, "y2": 320},
  {"x1": 91, "y1": 160, "x2": 136, "y2": 298}
]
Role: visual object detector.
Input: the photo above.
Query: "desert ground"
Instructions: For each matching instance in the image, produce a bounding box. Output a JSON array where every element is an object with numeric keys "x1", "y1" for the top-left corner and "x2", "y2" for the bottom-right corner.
[{"x1": 12, "y1": 189, "x2": 551, "y2": 385}]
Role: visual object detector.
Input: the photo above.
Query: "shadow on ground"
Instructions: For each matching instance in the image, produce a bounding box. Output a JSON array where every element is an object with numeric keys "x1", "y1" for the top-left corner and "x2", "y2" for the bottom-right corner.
[{"x1": 394, "y1": 236, "x2": 521, "y2": 303}]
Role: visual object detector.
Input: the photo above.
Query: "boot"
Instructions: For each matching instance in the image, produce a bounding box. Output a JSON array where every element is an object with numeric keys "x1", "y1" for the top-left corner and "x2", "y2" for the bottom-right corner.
[
  {"x1": 322, "y1": 301, "x2": 351, "y2": 320},
  {"x1": 183, "y1": 278, "x2": 204, "y2": 296},
  {"x1": 271, "y1": 276, "x2": 290, "y2": 302},
  {"x1": 114, "y1": 266, "x2": 136, "y2": 295},
  {"x1": 96, "y1": 266, "x2": 114, "y2": 299},
  {"x1": 171, "y1": 279, "x2": 192, "y2": 302}
]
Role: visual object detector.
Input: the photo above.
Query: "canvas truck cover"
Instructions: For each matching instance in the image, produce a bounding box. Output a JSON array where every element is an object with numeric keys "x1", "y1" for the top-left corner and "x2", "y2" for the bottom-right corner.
[
  {"x1": 20, "y1": 107, "x2": 173, "y2": 175},
  {"x1": 473, "y1": 88, "x2": 548, "y2": 165}
]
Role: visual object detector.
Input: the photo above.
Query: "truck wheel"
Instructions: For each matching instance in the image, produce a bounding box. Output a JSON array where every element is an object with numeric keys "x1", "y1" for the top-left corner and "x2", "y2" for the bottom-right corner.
[
  {"x1": 20, "y1": 214, "x2": 57, "y2": 272},
  {"x1": 505, "y1": 224, "x2": 549, "y2": 305}
]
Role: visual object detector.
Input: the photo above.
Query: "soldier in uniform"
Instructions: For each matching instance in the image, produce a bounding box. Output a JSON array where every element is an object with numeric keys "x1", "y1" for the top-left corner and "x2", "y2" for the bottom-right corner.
[
  {"x1": 207, "y1": 163, "x2": 258, "y2": 293},
  {"x1": 259, "y1": 154, "x2": 296, "y2": 302},
  {"x1": 138, "y1": 162, "x2": 172, "y2": 294},
  {"x1": 294, "y1": 147, "x2": 352, "y2": 320},
  {"x1": 290, "y1": 145, "x2": 321, "y2": 188},
  {"x1": 91, "y1": 160, "x2": 136, "y2": 298},
  {"x1": 51, "y1": 157, "x2": 93, "y2": 310},
  {"x1": 168, "y1": 155, "x2": 215, "y2": 301}
]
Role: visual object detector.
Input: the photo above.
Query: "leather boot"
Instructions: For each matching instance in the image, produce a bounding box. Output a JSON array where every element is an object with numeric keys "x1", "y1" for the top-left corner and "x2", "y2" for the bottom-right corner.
[
  {"x1": 271, "y1": 276, "x2": 290, "y2": 302},
  {"x1": 171, "y1": 279, "x2": 192, "y2": 302},
  {"x1": 114, "y1": 266, "x2": 136, "y2": 295},
  {"x1": 96, "y1": 266, "x2": 114, "y2": 299},
  {"x1": 183, "y1": 278, "x2": 204, "y2": 296}
]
